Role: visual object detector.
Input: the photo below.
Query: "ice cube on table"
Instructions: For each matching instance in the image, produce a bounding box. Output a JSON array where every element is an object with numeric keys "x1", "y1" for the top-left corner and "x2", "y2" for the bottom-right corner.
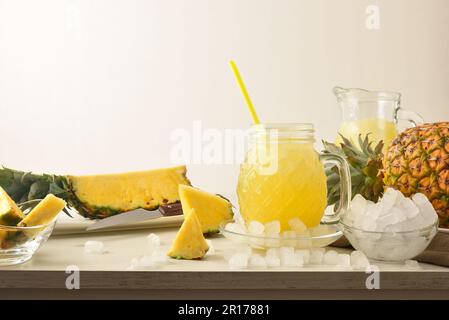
[
  {"x1": 293, "y1": 252, "x2": 305, "y2": 267},
  {"x1": 265, "y1": 256, "x2": 281, "y2": 268},
  {"x1": 139, "y1": 255, "x2": 157, "y2": 268},
  {"x1": 323, "y1": 250, "x2": 339, "y2": 266},
  {"x1": 147, "y1": 233, "x2": 161, "y2": 253},
  {"x1": 127, "y1": 257, "x2": 140, "y2": 270},
  {"x1": 264, "y1": 221, "x2": 281, "y2": 235},
  {"x1": 224, "y1": 244, "x2": 252, "y2": 261},
  {"x1": 405, "y1": 259, "x2": 420, "y2": 270},
  {"x1": 248, "y1": 221, "x2": 265, "y2": 235},
  {"x1": 150, "y1": 251, "x2": 169, "y2": 266},
  {"x1": 228, "y1": 253, "x2": 249, "y2": 270},
  {"x1": 205, "y1": 239, "x2": 215, "y2": 254},
  {"x1": 281, "y1": 251, "x2": 304, "y2": 267},
  {"x1": 279, "y1": 247, "x2": 295, "y2": 266},
  {"x1": 288, "y1": 217, "x2": 307, "y2": 234},
  {"x1": 350, "y1": 251, "x2": 370, "y2": 270},
  {"x1": 309, "y1": 248, "x2": 325, "y2": 264},
  {"x1": 84, "y1": 240, "x2": 105, "y2": 254},
  {"x1": 337, "y1": 254, "x2": 351, "y2": 269},
  {"x1": 295, "y1": 249, "x2": 310, "y2": 265},
  {"x1": 249, "y1": 254, "x2": 267, "y2": 269}
]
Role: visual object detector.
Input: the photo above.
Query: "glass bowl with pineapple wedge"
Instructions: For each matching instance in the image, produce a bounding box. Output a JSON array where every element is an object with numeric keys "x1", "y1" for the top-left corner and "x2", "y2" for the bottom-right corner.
[{"x1": 0, "y1": 189, "x2": 66, "y2": 266}]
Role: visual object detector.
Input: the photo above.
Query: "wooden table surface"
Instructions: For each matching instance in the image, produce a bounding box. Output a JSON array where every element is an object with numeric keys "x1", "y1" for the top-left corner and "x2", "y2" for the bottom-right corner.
[{"x1": 1, "y1": 226, "x2": 448, "y2": 299}]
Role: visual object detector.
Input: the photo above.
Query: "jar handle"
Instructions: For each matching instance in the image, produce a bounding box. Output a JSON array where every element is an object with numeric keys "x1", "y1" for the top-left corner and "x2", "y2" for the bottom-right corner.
[
  {"x1": 395, "y1": 108, "x2": 424, "y2": 127},
  {"x1": 319, "y1": 153, "x2": 351, "y2": 224}
]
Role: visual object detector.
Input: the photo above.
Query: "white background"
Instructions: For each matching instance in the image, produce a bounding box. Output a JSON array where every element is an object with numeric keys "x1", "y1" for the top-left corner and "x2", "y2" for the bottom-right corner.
[{"x1": 1, "y1": 0, "x2": 448, "y2": 196}]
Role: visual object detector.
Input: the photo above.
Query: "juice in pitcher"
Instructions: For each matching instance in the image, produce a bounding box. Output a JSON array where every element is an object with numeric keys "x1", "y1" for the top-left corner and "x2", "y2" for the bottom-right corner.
[
  {"x1": 237, "y1": 123, "x2": 351, "y2": 231},
  {"x1": 336, "y1": 118, "x2": 398, "y2": 148},
  {"x1": 333, "y1": 86, "x2": 423, "y2": 150}
]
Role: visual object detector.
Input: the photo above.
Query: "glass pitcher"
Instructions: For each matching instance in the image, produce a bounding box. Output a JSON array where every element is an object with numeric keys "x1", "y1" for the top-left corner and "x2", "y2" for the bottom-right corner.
[
  {"x1": 334, "y1": 86, "x2": 424, "y2": 149},
  {"x1": 237, "y1": 123, "x2": 351, "y2": 231}
]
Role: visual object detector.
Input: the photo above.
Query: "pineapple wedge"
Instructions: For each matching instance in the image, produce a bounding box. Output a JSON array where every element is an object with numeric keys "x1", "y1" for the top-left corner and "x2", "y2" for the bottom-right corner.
[
  {"x1": 167, "y1": 209, "x2": 209, "y2": 260},
  {"x1": 178, "y1": 185, "x2": 233, "y2": 234},
  {"x1": 18, "y1": 194, "x2": 66, "y2": 227},
  {"x1": 0, "y1": 186, "x2": 24, "y2": 226}
]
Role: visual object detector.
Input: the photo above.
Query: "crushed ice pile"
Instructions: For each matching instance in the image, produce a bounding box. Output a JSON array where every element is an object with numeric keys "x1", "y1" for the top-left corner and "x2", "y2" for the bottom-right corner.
[
  {"x1": 126, "y1": 233, "x2": 169, "y2": 270},
  {"x1": 226, "y1": 245, "x2": 371, "y2": 271},
  {"x1": 342, "y1": 188, "x2": 438, "y2": 261},
  {"x1": 84, "y1": 240, "x2": 106, "y2": 254},
  {"x1": 344, "y1": 188, "x2": 438, "y2": 232}
]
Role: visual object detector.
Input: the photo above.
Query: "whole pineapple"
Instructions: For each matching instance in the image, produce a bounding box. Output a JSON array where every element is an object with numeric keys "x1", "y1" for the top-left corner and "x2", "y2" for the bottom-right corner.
[
  {"x1": 325, "y1": 122, "x2": 449, "y2": 228},
  {"x1": 383, "y1": 122, "x2": 449, "y2": 226}
]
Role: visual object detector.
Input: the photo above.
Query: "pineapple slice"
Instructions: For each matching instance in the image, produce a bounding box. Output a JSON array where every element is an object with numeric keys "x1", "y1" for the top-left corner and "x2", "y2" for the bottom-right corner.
[
  {"x1": 18, "y1": 194, "x2": 66, "y2": 227},
  {"x1": 178, "y1": 185, "x2": 233, "y2": 234},
  {"x1": 68, "y1": 165, "x2": 191, "y2": 218},
  {"x1": 0, "y1": 187, "x2": 24, "y2": 226},
  {"x1": 167, "y1": 209, "x2": 209, "y2": 260}
]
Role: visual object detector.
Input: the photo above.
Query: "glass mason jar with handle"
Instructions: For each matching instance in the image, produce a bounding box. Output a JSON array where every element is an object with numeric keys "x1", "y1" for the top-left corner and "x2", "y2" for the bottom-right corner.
[
  {"x1": 237, "y1": 123, "x2": 351, "y2": 231},
  {"x1": 334, "y1": 86, "x2": 424, "y2": 150}
]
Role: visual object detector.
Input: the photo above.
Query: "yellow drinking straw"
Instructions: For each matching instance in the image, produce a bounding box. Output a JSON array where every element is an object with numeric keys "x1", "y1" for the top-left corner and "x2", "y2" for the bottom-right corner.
[{"x1": 229, "y1": 60, "x2": 261, "y2": 124}]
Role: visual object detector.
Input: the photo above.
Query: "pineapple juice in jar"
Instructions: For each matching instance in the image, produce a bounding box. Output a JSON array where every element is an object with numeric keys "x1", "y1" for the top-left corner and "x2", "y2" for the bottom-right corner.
[{"x1": 237, "y1": 124, "x2": 351, "y2": 231}]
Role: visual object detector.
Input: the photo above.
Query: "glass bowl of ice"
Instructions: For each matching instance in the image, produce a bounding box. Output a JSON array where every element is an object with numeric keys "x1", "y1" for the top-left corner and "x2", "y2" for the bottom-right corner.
[{"x1": 339, "y1": 188, "x2": 439, "y2": 262}]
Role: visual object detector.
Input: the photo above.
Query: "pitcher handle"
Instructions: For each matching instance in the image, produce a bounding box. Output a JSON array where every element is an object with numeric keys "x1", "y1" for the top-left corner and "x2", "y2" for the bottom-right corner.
[
  {"x1": 319, "y1": 153, "x2": 351, "y2": 224},
  {"x1": 396, "y1": 108, "x2": 424, "y2": 127}
]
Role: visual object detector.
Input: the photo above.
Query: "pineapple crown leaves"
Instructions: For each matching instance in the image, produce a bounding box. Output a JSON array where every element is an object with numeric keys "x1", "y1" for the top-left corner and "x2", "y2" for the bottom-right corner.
[
  {"x1": 322, "y1": 134, "x2": 385, "y2": 204},
  {"x1": 0, "y1": 166, "x2": 73, "y2": 217}
]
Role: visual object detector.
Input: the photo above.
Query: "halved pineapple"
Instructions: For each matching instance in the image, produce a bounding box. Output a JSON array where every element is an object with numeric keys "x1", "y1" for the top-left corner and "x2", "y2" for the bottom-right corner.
[
  {"x1": 18, "y1": 194, "x2": 66, "y2": 227},
  {"x1": 167, "y1": 209, "x2": 209, "y2": 260},
  {"x1": 0, "y1": 187, "x2": 24, "y2": 226},
  {"x1": 178, "y1": 185, "x2": 233, "y2": 234},
  {"x1": 68, "y1": 166, "x2": 191, "y2": 218}
]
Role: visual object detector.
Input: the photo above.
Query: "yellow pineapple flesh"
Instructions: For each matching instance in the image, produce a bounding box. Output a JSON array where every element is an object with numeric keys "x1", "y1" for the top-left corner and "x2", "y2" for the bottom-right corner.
[
  {"x1": 19, "y1": 194, "x2": 66, "y2": 227},
  {"x1": 167, "y1": 208, "x2": 209, "y2": 260},
  {"x1": 0, "y1": 187, "x2": 24, "y2": 226},
  {"x1": 68, "y1": 165, "x2": 191, "y2": 218},
  {"x1": 178, "y1": 185, "x2": 233, "y2": 234}
]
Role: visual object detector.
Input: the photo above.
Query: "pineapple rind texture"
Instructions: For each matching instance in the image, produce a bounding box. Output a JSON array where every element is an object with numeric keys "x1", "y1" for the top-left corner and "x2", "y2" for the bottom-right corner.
[
  {"x1": 383, "y1": 122, "x2": 449, "y2": 227},
  {"x1": 0, "y1": 186, "x2": 24, "y2": 226}
]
